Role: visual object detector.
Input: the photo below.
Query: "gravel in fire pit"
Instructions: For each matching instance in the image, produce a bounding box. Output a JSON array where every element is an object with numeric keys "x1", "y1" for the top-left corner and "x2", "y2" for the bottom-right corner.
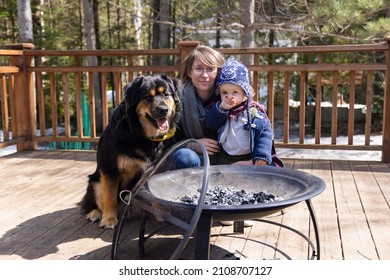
[{"x1": 179, "y1": 186, "x2": 282, "y2": 206}]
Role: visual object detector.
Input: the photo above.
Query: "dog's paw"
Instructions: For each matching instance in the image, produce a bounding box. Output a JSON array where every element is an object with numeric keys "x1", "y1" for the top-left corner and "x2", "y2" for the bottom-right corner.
[
  {"x1": 86, "y1": 209, "x2": 102, "y2": 223},
  {"x1": 100, "y1": 216, "x2": 118, "y2": 229}
]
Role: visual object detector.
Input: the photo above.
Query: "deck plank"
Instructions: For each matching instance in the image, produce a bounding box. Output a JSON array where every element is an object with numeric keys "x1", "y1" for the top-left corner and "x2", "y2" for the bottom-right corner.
[
  {"x1": 274, "y1": 160, "x2": 312, "y2": 260},
  {"x1": 311, "y1": 160, "x2": 343, "y2": 259},
  {"x1": 241, "y1": 214, "x2": 284, "y2": 260},
  {"x1": 331, "y1": 160, "x2": 378, "y2": 259},
  {"x1": 350, "y1": 161, "x2": 390, "y2": 259}
]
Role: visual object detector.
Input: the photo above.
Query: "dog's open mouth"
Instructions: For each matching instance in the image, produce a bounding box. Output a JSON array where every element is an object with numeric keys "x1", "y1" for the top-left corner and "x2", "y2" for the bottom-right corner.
[{"x1": 146, "y1": 114, "x2": 169, "y2": 131}]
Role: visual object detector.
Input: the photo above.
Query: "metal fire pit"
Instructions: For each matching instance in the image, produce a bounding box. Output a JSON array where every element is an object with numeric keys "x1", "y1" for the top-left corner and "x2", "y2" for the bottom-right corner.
[
  {"x1": 139, "y1": 165, "x2": 324, "y2": 220},
  {"x1": 110, "y1": 140, "x2": 326, "y2": 260},
  {"x1": 135, "y1": 165, "x2": 325, "y2": 259}
]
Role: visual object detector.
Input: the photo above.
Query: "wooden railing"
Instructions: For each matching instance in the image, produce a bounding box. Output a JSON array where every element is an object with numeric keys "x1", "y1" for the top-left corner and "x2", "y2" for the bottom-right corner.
[{"x1": 1, "y1": 40, "x2": 390, "y2": 162}]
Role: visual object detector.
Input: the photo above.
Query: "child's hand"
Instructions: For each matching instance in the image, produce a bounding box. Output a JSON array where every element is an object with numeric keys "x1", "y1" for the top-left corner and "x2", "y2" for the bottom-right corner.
[
  {"x1": 255, "y1": 159, "x2": 268, "y2": 166},
  {"x1": 220, "y1": 96, "x2": 236, "y2": 110}
]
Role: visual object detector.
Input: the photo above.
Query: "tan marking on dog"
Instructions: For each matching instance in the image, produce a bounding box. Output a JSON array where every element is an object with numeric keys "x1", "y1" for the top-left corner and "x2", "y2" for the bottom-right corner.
[
  {"x1": 99, "y1": 172, "x2": 120, "y2": 229},
  {"x1": 117, "y1": 155, "x2": 147, "y2": 177},
  {"x1": 117, "y1": 155, "x2": 149, "y2": 195},
  {"x1": 136, "y1": 99, "x2": 160, "y2": 138},
  {"x1": 85, "y1": 181, "x2": 103, "y2": 223},
  {"x1": 165, "y1": 96, "x2": 176, "y2": 109},
  {"x1": 150, "y1": 89, "x2": 156, "y2": 96},
  {"x1": 157, "y1": 86, "x2": 165, "y2": 94}
]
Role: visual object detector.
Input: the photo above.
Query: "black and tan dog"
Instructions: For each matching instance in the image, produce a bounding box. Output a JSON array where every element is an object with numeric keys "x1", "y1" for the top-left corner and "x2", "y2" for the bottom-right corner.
[{"x1": 81, "y1": 74, "x2": 181, "y2": 229}]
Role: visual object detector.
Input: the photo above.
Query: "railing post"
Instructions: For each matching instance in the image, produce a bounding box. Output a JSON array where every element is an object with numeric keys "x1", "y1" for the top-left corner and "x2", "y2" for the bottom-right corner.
[
  {"x1": 5, "y1": 43, "x2": 36, "y2": 151},
  {"x1": 383, "y1": 37, "x2": 390, "y2": 162},
  {"x1": 177, "y1": 41, "x2": 201, "y2": 78}
]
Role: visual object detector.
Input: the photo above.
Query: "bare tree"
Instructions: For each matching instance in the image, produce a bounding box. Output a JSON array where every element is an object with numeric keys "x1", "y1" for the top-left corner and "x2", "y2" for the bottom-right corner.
[
  {"x1": 133, "y1": 0, "x2": 142, "y2": 49},
  {"x1": 151, "y1": 0, "x2": 160, "y2": 65},
  {"x1": 160, "y1": 0, "x2": 170, "y2": 65},
  {"x1": 17, "y1": 0, "x2": 33, "y2": 43},
  {"x1": 240, "y1": 0, "x2": 255, "y2": 71},
  {"x1": 83, "y1": 0, "x2": 102, "y2": 131}
]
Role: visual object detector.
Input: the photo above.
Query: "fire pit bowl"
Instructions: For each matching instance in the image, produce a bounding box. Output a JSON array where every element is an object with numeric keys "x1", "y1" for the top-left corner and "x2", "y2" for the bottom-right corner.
[
  {"x1": 137, "y1": 164, "x2": 325, "y2": 221},
  {"x1": 112, "y1": 139, "x2": 326, "y2": 260}
]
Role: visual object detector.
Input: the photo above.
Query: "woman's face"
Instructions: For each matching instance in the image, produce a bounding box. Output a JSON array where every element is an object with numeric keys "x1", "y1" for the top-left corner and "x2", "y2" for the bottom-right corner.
[{"x1": 189, "y1": 59, "x2": 218, "y2": 98}]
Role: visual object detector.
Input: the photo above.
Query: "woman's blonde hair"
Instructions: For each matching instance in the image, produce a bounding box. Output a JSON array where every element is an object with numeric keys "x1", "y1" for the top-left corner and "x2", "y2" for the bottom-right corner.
[{"x1": 181, "y1": 45, "x2": 225, "y2": 84}]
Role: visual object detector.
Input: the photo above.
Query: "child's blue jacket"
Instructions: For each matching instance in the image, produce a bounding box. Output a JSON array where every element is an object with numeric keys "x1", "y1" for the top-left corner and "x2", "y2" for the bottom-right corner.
[{"x1": 206, "y1": 101, "x2": 274, "y2": 164}]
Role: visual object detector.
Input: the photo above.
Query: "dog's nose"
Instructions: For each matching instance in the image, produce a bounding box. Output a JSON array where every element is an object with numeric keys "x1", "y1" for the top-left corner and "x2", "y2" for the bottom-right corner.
[{"x1": 158, "y1": 107, "x2": 168, "y2": 116}]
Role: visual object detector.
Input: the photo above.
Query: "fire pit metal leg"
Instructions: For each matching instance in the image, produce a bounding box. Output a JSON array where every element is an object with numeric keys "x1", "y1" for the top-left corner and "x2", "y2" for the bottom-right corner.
[
  {"x1": 193, "y1": 199, "x2": 321, "y2": 260},
  {"x1": 306, "y1": 199, "x2": 320, "y2": 260},
  {"x1": 194, "y1": 213, "x2": 213, "y2": 260},
  {"x1": 111, "y1": 203, "x2": 131, "y2": 260}
]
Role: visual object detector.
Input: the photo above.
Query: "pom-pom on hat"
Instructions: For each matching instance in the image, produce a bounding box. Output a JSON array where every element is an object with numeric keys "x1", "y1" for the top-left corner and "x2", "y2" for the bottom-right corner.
[{"x1": 216, "y1": 58, "x2": 251, "y2": 99}]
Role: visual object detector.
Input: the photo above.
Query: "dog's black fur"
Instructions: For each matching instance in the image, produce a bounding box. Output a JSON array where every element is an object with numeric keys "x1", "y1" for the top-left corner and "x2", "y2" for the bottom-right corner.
[{"x1": 80, "y1": 74, "x2": 181, "y2": 229}]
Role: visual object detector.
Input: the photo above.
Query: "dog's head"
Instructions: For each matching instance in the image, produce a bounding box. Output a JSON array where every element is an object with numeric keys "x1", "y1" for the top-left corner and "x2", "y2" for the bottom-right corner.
[{"x1": 123, "y1": 74, "x2": 182, "y2": 140}]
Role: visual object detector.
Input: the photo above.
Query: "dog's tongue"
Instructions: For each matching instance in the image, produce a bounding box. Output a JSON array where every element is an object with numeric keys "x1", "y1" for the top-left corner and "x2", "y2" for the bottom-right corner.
[{"x1": 157, "y1": 118, "x2": 169, "y2": 131}]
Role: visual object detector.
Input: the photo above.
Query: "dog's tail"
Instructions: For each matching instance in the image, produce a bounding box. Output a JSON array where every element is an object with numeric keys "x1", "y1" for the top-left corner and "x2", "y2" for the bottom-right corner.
[{"x1": 79, "y1": 169, "x2": 100, "y2": 213}]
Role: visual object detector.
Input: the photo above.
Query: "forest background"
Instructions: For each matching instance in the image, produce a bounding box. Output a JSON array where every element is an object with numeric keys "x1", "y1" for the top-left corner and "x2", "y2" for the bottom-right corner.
[
  {"x1": 1, "y1": 0, "x2": 390, "y2": 138},
  {"x1": 2, "y1": 0, "x2": 390, "y2": 52}
]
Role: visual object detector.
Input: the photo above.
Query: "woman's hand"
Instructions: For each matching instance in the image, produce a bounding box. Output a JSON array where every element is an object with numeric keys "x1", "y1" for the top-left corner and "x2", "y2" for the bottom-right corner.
[
  {"x1": 231, "y1": 159, "x2": 268, "y2": 166},
  {"x1": 231, "y1": 160, "x2": 252, "y2": 166},
  {"x1": 191, "y1": 138, "x2": 220, "y2": 155}
]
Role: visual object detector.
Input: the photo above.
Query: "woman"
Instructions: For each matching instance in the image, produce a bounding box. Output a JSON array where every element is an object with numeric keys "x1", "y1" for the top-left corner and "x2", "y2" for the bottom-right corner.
[{"x1": 174, "y1": 45, "x2": 225, "y2": 165}]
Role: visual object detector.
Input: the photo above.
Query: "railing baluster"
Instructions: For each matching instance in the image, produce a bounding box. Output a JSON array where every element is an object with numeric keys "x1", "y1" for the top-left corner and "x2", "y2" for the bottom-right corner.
[
  {"x1": 49, "y1": 72, "x2": 58, "y2": 137},
  {"x1": 283, "y1": 71, "x2": 290, "y2": 143},
  {"x1": 348, "y1": 71, "x2": 356, "y2": 145},
  {"x1": 0, "y1": 74, "x2": 9, "y2": 141},
  {"x1": 114, "y1": 71, "x2": 121, "y2": 108},
  {"x1": 36, "y1": 72, "x2": 45, "y2": 137},
  {"x1": 101, "y1": 72, "x2": 108, "y2": 128},
  {"x1": 62, "y1": 72, "x2": 71, "y2": 138},
  {"x1": 88, "y1": 71, "x2": 96, "y2": 138},
  {"x1": 315, "y1": 70, "x2": 322, "y2": 144},
  {"x1": 267, "y1": 71, "x2": 275, "y2": 129},
  {"x1": 365, "y1": 71, "x2": 373, "y2": 146},
  {"x1": 75, "y1": 71, "x2": 83, "y2": 138},
  {"x1": 331, "y1": 71, "x2": 339, "y2": 145},
  {"x1": 299, "y1": 71, "x2": 306, "y2": 144}
]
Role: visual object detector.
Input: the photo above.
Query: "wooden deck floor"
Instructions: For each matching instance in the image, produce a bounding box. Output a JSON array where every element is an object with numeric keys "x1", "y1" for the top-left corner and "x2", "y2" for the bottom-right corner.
[{"x1": 0, "y1": 151, "x2": 389, "y2": 260}]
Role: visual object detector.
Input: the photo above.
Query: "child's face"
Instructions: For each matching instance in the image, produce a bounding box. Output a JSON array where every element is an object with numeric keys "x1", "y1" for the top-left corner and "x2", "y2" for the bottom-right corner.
[{"x1": 219, "y1": 83, "x2": 247, "y2": 107}]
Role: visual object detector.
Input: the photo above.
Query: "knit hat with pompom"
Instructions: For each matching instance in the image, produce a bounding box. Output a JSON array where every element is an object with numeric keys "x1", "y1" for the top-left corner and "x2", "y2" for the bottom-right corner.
[{"x1": 216, "y1": 58, "x2": 253, "y2": 130}]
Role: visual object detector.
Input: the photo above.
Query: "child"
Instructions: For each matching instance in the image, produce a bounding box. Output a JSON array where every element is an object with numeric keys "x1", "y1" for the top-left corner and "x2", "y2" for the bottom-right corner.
[{"x1": 206, "y1": 58, "x2": 274, "y2": 166}]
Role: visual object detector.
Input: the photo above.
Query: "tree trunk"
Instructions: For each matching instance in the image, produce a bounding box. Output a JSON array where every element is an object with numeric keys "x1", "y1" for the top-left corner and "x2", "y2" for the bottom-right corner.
[
  {"x1": 82, "y1": 0, "x2": 103, "y2": 132},
  {"x1": 215, "y1": 0, "x2": 222, "y2": 48},
  {"x1": 133, "y1": 0, "x2": 142, "y2": 49},
  {"x1": 115, "y1": 0, "x2": 121, "y2": 49},
  {"x1": 240, "y1": 0, "x2": 254, "y2": 65},
  {"x1": 17, "y1": 0, "x2": 33, "y2": 43},
  {"x1": 160, "y1": 0, "x2": 170, "y2": 65},
  {"x1": 152, "y1": 0, "x2": 160, "y2": 65},
  {"x1": 240, "y1": 0, "x2": 255, "y2": 85}
]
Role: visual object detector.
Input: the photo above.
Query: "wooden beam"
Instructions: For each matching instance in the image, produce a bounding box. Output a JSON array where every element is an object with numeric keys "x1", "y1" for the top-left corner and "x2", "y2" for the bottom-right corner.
[
  {"x1": 6, "y1": 43, "x2": 36, "y2": 151},
  {"x1": 382, "y1": 37, "x2": 390, "y2": 162}
]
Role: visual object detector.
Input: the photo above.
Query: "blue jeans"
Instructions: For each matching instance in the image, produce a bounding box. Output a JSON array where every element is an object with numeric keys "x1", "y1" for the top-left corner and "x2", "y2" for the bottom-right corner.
[{"x1": 166, "y1": 148, "x2": 201, "y2": 170}]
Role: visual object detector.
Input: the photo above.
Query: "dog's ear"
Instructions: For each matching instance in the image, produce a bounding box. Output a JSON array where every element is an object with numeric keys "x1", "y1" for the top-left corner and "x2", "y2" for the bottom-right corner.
[
  {"x1": 124, "y1": 75, "x2": 144, "y2": 106},
  {"x1": 161, "y1": 74, "x2": 182, "y2": 110}
]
